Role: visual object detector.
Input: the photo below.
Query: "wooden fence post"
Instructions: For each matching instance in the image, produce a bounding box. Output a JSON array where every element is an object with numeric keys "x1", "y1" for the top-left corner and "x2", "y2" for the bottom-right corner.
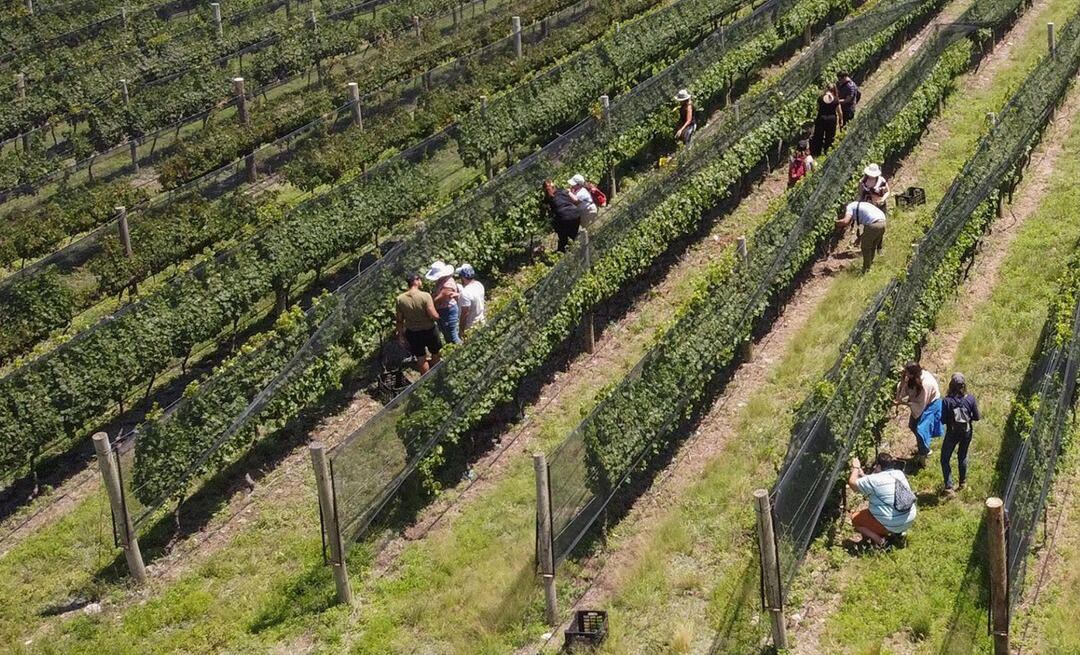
[
  {"x1": 1048, "y1": 23, "x2": 1056, "y2": 59},
  {"x1": 481, "y1": 95, "x2": 493, "y2": 178},
  {"x1": 582, "y1": 228, "x2": 595, "y2": 354},
  {"x1": 347, "y1": 82, "x2": 363, "y2": 129},
  {"x1": 245, "y1": 152, "x2": 257, "y2": 183},
  {"x1": 25, "y1": 0, "x2": 33, "y2": 14},
  {"x1": 233, "y1": 77, "x2": 249, "y2": 126},
  {"x1": 310, "y1": 442, "x2": 354, "y2": 606},
  {"x1": 413, "y1": 14, "x2": 421, "y2": 39},
  {"x1": 600, "y1": 95, "x2": 615, "y2": 198},
  {"x1": 512, "y1": 16, "x2": 522, "y2": 59},
  {"x1": 310, "y1": 6, "x2": 317, "y2": 30},
  {"x1": 211, "y1": 2, "x2": 223, "y2": 40},
  {"x1": 753, "y1": 489, "x2": 788, "y2": 649},
  {"x1": 15, "y1": 72, "x2": 25, "y2": 99},
  {"x1": 534, "y1": 453, "x2": 558, "y2": 626},
  {"x1": 92, "y1": 433, "x2": 148, "y2": 584},
  {"x1": 116, "y1": 206, "x2": 133, "y2": 257},
  {"x1": 987, "y1": 497, "x2": 1010, "y2": 655}
]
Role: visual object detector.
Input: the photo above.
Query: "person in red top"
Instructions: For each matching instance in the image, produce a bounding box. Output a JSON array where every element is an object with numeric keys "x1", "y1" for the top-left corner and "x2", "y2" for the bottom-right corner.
[{"x1": 788, "y1": 140, "x2": 816, "y2": 188}]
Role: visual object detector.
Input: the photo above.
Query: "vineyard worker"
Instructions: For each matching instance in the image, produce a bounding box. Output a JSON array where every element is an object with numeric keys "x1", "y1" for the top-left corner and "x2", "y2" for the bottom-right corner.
[
  {"x1": 455, "y1": 263, "x2": 486, "y2": 335},
  {"x1": 848, "y1": 452, "x2": 918, "y2": 547},
  {"x1": 396, "y1": 273, "x2": 443, "y2": 374},
  {"x1": 894, "y1": 362, "x2": 943, "y2": 461},
  {"x1": 426, "y1": 260, "x2": 463, "y2": 346},
  {"x1": 941, "y1": 372, "x2": 981, "y2": 494},
  {"x1": 544, "y1": 179, "x2": 581, "y2": 252},
  {"x1": 674, "y1": 88, "x2": 697, "y2": 146},
  {"x1": 835, "y1": 201, "x2": 886, "y2": 272},
  {"x1": 837, "y1": 70, "x2": 861, "y2": 123},
  {"x1": 568, "y1": 174, "x2": 598, "y2": 227},
  {"x1": 810, "y1": 83, "x2": 842, "y2": 156},
  {"x1": 858, "y1": 163, "x2": 890, "y2": 213},
  {"x1": 787, "y1": 140, "x2": 816, "y2": 188}
]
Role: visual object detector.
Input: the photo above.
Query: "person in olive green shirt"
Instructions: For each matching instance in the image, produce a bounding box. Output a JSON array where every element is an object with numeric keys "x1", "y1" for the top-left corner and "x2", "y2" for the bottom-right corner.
[{"x1": 396, "y1": 273, "x2": 442, "y2": 374}]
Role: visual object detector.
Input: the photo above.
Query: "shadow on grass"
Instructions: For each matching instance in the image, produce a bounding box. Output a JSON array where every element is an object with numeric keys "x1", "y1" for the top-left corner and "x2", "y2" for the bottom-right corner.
[
  {"x1": 248, "y1": 560, "x2": 340, "y2": 634},
  {"x1": 707, "y1": 560, "x2": 773, "y2": 655}
]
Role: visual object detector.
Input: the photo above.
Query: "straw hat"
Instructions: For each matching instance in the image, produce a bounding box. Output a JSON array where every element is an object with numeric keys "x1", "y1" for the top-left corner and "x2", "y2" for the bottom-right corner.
[
  {"x1": 863, "y1": 163, "x2": 882, "y2": 178},
  {"x1": 674, "y1": 88, "x2": 692, "y2": 102}
]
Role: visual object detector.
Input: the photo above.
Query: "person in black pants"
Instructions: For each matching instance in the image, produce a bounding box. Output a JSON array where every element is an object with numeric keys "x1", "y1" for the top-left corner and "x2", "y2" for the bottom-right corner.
[
  {"x1": 811, "y1": 83, "x2": 842, "y2": 157},
  {"x1": 543, "y1": 179, "x2": 582, "y2": 252},
  {"x1": 837, "y1": 71, "x2": 861, "y2": 124},
  {"x1": 941, "y1": 372, "x2": 980, "y2": 494}
]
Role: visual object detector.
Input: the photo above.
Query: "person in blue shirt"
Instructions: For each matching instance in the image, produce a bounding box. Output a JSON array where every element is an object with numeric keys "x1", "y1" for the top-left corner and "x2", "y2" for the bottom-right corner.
[
  {"x1": 941, "y1": 372, "x2": 981, "y2": 494},
  {"x1": 848, "y1": 452, "x2": 918, "y2": 547}
]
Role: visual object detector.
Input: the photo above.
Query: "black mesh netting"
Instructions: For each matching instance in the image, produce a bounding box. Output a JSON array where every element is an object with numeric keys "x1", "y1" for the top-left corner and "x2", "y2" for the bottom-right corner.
[
  {"x1": 1002, "y1": 296, "x2": 1080, "y2": 611},
  {"x1": 543, "y1": 0, "x2": 954, "y2": 564},
  {"x1": 769, "y1": 0, "x2": 1079, "y2": 597}
]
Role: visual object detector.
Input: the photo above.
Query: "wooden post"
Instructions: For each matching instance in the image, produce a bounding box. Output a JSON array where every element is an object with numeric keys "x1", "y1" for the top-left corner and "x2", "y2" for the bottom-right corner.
[
  {"x1": 413, "y1": 14, "x2": 421, "y2": 39},
  {"x1": 245, "y1": 153, "x2": 257, "y2": 183},
  {"x1": 119, "y1": 79, "x2": 130, "y2": 105},
  {"x1": 986, "y1": 497, "x2": 1010, "y2": 655},
  {"x1": 737, "y1": 235, "x2": 748, "y2": 263},
  {"x1": 130, "y1": 140, "x2": 139, "y2": 173},
  {"x1": 481, "y1": 95, "x2": 493, "y2": 178},
  {"x1": 116, "y1": 206, "x2": 133, "y2": 257},
  {"x1": 582, "y1": 229, "x2": 595, "y2": 354},
  {"x1": 540, "y1": 16, "x2": 549, "y2": 38},
  {"x1": 121, "y1": 5, "x2": 128, "y2": 28},
  {"x1": 753, "y1": 489, "x2": 788, "y2": 649},
  {"x1": 512, "y1": 16, "x2": 522, "y2": 59},
  {"x1": 310, "y1": 442, "x2": 354, "y2": 606},
  {"x1": 92, "y1": 433, "x2": 147, "y2": 584},
  {"x1": 1048, "y1": 23, "x2": 1056, "y2": 59},
  {"x1": 987, "y1": 112, "x2": 997, "y2": 126},
  {"x1": 309, "y1": 6, "x2": 317, "y2": 30},
  {"x1": 25, "y1": 0, "x2": 33, "y2": 14},
  {"x1": 600, "y1": 95, "x2": 615, "y2": 197},
  {"x1": 15, "y1": 72, "x2": 25, "y2": 99},
  {"x1": 804, "y1": 24, "x2": 812, "y2": 48},
  {"x1": 211, "y1": 2, "x2": 223, "y2": 40},
  {"x1": 233, "y1": 77, "x2": 249, "y2": 126},
  {"x1": 533, "y1": 453, "x2": 558, "y2": 626},
  {"x1": 347, "y1": 82, "x2": 362, "y2": 129}
]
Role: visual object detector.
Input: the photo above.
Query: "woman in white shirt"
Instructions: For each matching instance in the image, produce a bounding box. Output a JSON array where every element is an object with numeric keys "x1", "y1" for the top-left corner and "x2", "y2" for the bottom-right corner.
[
  {"x1": 455, "y1": 263, "x2": 486, "y2": 335},
  {"x1": 567, "y1": 174, "x2": 597, "y2": 227}
]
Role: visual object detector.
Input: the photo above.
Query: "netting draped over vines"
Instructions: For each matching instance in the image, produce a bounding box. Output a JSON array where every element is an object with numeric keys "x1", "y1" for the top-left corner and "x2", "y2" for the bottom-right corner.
[
  {"x1": 544, "y1": 0, "x2": 953, "y2": 564},
  {"x1": 119, "y1": 0, "x2": 764, "y2": 524},
  {"x1": 769, "y1": 0, "x2": 1080, "y2": 595},
  {"x1": 1001, "y1": 277, "x2": 1080, "y2": 612}
]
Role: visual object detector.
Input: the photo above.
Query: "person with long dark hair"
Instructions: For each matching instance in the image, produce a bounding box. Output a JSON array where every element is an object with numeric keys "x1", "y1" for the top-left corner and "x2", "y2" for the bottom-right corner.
[{"x1": 894, "y1": 361, "x2": 943, "y2": 460}]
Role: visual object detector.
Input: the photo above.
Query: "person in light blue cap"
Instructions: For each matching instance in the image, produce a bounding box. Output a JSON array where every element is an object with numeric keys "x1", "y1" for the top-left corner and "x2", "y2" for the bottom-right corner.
[{"x1": 455, "y1": 263, "x2": 485, "y2": 336}]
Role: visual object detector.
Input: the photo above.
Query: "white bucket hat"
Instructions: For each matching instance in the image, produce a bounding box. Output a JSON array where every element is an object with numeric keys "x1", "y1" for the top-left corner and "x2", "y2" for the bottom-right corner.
[
  {"x1": 674, "y1": 88, "x2": 692, "y2": 102},
  {"x1": 424, "y1": 260, "x2": 454, "y2": 281},
  {"x1": 863, "y1": 163, "x2": 882, "y2": 178},
  {"x1": 567, "y1": 173, "x2": 586, "y2": 187}
]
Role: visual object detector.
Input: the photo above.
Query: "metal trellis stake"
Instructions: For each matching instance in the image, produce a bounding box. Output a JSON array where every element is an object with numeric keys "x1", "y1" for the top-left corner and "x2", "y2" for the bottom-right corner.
[
  {"x1": 92, "y1": 433, "x2": 147, "y2": 584},
  {"x1": 986, "y1": 497, "x2": 1010, "y2": 655},
  {"x1": 753, "y1": 489, "x2": 787, "y2": 649},
  {"x1": 310, "y1": 442, "x2": 354, "y2": 606},
  {"x1": 533, "y1": 453, "x2": 558, "y2": 626}
]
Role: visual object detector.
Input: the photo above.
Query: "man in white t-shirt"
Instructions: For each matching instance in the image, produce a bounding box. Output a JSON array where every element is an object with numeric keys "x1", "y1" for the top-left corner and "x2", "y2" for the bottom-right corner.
[
  {"x1": 835, "y1": 200, "x2": 886, "y2": 272},
  {"x1": 568, "y1": 174, "x2": 598, "y2": 227},
  {"x1": 455, "y1": 263, "x2": 486, "y2": 335}
]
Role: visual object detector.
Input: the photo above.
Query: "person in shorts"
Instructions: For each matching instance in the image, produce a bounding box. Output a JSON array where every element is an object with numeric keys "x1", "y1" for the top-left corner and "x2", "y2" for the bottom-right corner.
[
  {"x1": 396, "y1": 273, "x2": 442, "y2": 374},
  {"x1": 848, "y1": 452, "x2": 917, "y2": 547}
]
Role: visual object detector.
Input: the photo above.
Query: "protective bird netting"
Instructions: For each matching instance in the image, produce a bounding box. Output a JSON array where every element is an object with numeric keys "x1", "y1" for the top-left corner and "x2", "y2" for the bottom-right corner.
[
  {"x1": 109, "y1": 0, "x2": 759, "y2": 529},
  {"x1": 541, "y1": 0, "x2": 952, "y2": 563},
  {"x1": 769, "y1": 0, "x2": 1079, "y2": 596},
  {"x1": 1001, "y1": 283, "x2": 1080, "y2": 611}
]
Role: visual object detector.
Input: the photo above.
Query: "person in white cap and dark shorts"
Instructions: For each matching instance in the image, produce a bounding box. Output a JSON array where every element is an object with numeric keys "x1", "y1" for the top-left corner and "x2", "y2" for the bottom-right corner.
[
  {"x1": 568, "y1": 173, "x2": 598, "y2": 227},
  {"x1": 836, "y1": 200, "x2": 887, "y2": 272},
  {"x1": 674, "y1": 88, "x2": 696, "y2": 145}
]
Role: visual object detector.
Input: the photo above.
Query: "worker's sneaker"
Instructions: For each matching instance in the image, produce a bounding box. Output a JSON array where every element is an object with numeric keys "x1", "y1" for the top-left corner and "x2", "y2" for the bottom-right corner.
[{"x1": 942, "y1": 486, "x2": 956, "y2": 498}]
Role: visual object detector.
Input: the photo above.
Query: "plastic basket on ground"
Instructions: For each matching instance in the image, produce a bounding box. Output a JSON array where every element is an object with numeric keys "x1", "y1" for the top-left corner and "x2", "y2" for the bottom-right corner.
[
  {"x1": 564, "y1": 610, "x2": 608, "y2": 650},
  {"x1": 895, "y1": 186, "x2": 927, "y2": 209}
]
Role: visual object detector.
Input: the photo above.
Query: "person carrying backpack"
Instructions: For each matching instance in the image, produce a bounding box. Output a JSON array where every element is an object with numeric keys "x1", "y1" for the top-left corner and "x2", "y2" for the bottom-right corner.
[
  {"x1": 788, "y1": 140, "x2": 815, "y2": 188},
  {"x1": 941, "y1": 372, "x2": 980, "y2": 494},
  {"x1": 848, "y1": 452, "x2": 918, "y2": 547}
]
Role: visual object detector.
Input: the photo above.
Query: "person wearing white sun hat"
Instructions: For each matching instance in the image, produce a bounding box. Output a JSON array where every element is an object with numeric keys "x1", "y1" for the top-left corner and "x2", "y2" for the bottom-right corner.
[
  {"x1": 425, "y1": 260, "x2": 462, "y2": 345},
  {"x1": 859, "y1": 163, "x2": 890, "y2": 212},
  {"x1": 674, "y1": 88, "x2": 696, "y2": 145},
  {"x1": 567, "y1": 173, "x2": 598, "y2": 227}
]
